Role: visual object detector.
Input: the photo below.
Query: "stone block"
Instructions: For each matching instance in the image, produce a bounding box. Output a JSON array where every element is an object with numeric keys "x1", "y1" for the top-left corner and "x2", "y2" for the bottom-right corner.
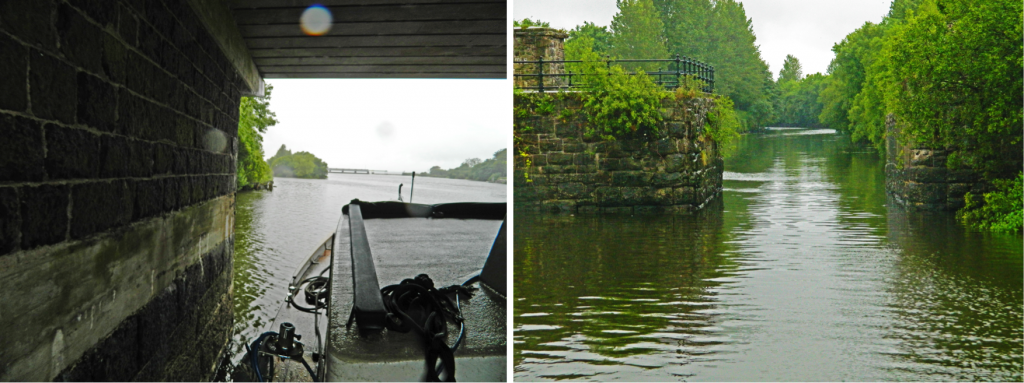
[
  {"x1": 76, "y1": 72, "x2": 118, "y2": 132},
  {"x1": 947, "y1": 169, "x2": 980, "y2": 183},
  {"x1": 572, "y1": 153, "x2": 593, "y2": 166},
  {"x1": 20, "y1": 184, "x2": 68, "y2": 248},
  {"x1": 133, "y1": 179, "x2": 163, "y2": 220},
  {"x1": 173, "y1": 148, "x2": 190, "y2": 175},
  {"x1": 46, "y1": 125, "x2": 102, "y2": 179},
  {"x1": 0, "y1": 34, "x2": 28, "y2": 112},
  {"x1": 562, "y1": 140, "x2": 585, "y2": 153},
  {"x1": 664, "y1": 153, "x2": 692, "y2": 173},
  {"x1": 57, "y1": 4, "x2": 105, "y2": 74},
  {"x1": 904, "y1": 181, "x2": 946, "y2": 204},
  {"x1": 512, "y1": 169, "x2": 528, "y2": 186},
  {"x1": 650, "y1": 172, "x2": 686, "y2": 187},
  {"x1": 514, "y1": 185, "x2": 553, "y2": 202},
  {"x1": 71, "y1": 180, "x2": 132, "y2": 239},
  {"x1": 599, "y1": 157, "x2": 641, "y2": 171},
  {"x1": 554, "y1": 120, "x2": 576, "y2": 136},
  {"x1": 655, "y1": 138, "x2": 678, "y2": 155},
  {"x1": 152, "y1": 143, "x2": 173, "y2": 175},
  {"x1": 677, "y1": 186, "x2": 696, "y2": 204},
  {"x1": 528, "y1": 153, "x2": 547, "y2": 167},
  {"x1": 116, "y1": 5, "x2": 138, "y2": 47},
  {"x1": 0, "y1": 114, "x2": 46, "y2": 182},
  {"x1": 30, "y1": 51, "x2": 77, "y2": 124},
  {"x1": 611, "y1": 171, "x2": 651, "y2": 187},
  {"x1": 190, "y1": 175, "x2": 206, "y2": 203},
  {"x1": 179, "y1": 260, "x2": 207, "y2": 318},
  {"x1": 0, "y1": 0, "x2": 58, "y2": 51},
  {"x1": 578, "y1": 205, "x2": 599, "y2": 214},
  {"x1": 547, "y1": 153, "x2": 573, "y2": 165},
  {"x1": 666, "y1": 122, "x2": 686, "y2": 138},
  {"x1": 0, "y1": 187, "x2": 20, "y2": 254},
  {"x1": 539, "y1": 139, "x2": 562, "y2": 152},
  {"x1": 100, "y1": 134, "x2": 132, "y2": 177},
  {"x1": 904, "y1": 166, "x2": 948, "y2": 183},
  {"x1": 136, "y1": 283, "x2": 179, "y2": 378},
  {"x1": 557, "y1": 182, "x2": 590, "y2": 199}
]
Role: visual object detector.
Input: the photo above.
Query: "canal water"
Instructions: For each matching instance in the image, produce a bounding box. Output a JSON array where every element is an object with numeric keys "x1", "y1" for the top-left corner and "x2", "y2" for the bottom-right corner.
[
  {"x1": 513, "y1": 128, "x2": 1023, "y2": 381},
  {"x1": 230, "y1": 174, "x2": 506, "y2": 368}
]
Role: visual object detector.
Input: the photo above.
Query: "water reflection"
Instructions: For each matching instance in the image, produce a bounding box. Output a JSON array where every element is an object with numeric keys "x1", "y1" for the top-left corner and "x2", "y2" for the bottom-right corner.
[
  {"x1": 513, "y1": 128, "x2": 1022, "y2": 381},
  {"x1": 514, "y1": 205, "x2": 731, "y2": 380}
]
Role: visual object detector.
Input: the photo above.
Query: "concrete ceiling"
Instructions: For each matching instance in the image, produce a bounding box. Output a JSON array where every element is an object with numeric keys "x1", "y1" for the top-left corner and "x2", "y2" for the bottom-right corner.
[{"x1": 229, "y1": 0, "x2": 507, "y2": 79}]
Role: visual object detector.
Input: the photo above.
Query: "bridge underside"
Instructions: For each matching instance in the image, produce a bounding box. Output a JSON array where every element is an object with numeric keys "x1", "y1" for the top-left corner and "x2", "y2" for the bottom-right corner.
[{"x1": 230, "y1": 0, "x2": 506, "y2": 79}]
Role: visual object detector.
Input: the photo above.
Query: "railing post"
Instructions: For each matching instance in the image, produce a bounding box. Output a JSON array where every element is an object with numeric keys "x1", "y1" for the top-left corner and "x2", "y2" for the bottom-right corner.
[
  {"x1": 537, "y1": 56, "x2": 544, "y2": 93},
  {"x1": 709, "y1": 65, "x2": 715, "y2": 92},
  {"x1": 675, "y1": 54, "x2": 681, "y2": 89},
  {"x1": 568, "y1": 70, "x2": 572, "y2": 88}
]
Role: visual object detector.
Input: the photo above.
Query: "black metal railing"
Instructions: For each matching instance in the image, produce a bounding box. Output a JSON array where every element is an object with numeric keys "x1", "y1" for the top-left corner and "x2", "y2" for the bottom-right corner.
[{"x1": 513, "y1": 55, "x2": 715, "y2": 93}]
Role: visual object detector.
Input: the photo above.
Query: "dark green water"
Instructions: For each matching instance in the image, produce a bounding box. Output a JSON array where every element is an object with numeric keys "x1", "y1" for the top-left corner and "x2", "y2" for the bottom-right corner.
[{"x1": 513, "y1": 128, "x2": 1023, "y2": 381}]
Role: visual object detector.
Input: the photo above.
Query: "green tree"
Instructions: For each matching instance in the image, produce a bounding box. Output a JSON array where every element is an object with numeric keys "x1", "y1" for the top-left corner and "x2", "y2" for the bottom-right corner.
[
  {"x1": 778, "y1": 54, "x2": 803, "y2": 83},
  {"x1": 568, "y1": 22, "x2": 613, "y2": 56},
  {"x1": 269, "y1": 150, "x2": 329, "y2": 179},
  {"x1": 653, "y1": 0, "x2": 713, "y2": 62},
  {"x1": 609, "y1": 0, "x2": 669, "y2": 72},
  {"x1": 236, "y1": 84, "x2": 278, "y2": 190}
]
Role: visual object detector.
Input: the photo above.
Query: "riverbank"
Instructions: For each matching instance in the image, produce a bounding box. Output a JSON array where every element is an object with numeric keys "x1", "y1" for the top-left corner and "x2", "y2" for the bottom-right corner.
[{"x1": 237, "y1": 180, "x2": 273, "y2": 192}]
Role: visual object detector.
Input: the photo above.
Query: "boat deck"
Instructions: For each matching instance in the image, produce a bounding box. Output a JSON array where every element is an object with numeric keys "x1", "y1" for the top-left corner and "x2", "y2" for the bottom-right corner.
[{"x1": 325, "y1": 216, "x2": 506, "y2": 381}]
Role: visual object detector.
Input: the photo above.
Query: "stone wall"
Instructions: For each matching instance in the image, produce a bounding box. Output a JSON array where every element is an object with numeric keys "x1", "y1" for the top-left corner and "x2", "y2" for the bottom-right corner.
[
  {"x1": 514, "y1": 93, "x2": 723, "y2": 214},
  {"x1": 0, "y1": 0, "x2": 247, "y2": 380},
  {"x1": 885, "y1": 114, "x2": 985, "y2": 211},
  {"x1": 513, "y1": 27, "x2": 568, "y2": 90}
]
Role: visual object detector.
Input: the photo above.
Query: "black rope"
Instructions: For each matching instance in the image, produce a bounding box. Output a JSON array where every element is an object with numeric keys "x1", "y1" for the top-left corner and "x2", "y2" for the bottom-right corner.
[{"x1": 380, "y1": 274, "x2": 475, "y2": 382}]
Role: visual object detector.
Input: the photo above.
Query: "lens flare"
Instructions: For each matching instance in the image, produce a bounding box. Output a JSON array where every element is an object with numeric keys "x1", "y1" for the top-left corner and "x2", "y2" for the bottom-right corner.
[{"x1": 300, "y1": 5, "x2": 332, "y2": 36}]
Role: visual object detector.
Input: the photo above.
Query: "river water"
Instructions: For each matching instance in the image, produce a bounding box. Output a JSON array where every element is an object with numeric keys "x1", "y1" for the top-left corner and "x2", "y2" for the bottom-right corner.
[
  {"x1": 229, "y1": 174, "x2": 506, "y2": 368},
  {"x1": 513, "y1": 128, "x2": 1022, "y2": 381}
]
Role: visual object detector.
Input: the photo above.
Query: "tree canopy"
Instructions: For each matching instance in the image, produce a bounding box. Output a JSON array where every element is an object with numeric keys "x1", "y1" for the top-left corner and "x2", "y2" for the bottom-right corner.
[
  {"x1": 237, "y1": 85, "x2": 278, "y2": 190},
  {"x1": 428, "y1": 149, "x2": 507, "y2": 182},
  {"x1": 267, "y1": 146, "x2": 329, "y2": 179}
]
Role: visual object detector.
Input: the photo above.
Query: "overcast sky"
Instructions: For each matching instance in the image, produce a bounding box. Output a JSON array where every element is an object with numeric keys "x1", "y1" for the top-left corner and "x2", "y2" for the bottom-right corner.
[
  {"x1": 513, "y1": 0, "x2": 893, "y2": 78},
  {"x1": 261, "y1": 79, "x2": 509, "y2": 173}
]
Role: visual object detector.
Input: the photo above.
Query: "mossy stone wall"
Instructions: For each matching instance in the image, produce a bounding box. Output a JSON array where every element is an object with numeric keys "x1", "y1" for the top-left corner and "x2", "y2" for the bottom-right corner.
[
  {"x1": 885, "y1": 114, "x2": 986, "y2": 210},
  {"x1": 514, "y1": 93, "x2": 723, "y2": 214}
]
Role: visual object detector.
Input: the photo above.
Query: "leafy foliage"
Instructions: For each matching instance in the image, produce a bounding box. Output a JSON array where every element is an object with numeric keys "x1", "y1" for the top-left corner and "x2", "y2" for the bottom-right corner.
[
  {"x1": 428, "y1": 149, "x2": 507, "y2": 182},
  {"x1": 609, "y1": 0, "x2": 669, "y2": 73},
  {"x1": 817, "y1": 0, "x2": 1023, "y2": 231},
  {"x1": 236, "y1": 84, "x2": 278, "y2": 190},
  {"x1": 568, "y1": 22, "x2": 613, "y2": 56},
  {"x1": 777, "y1": 54, "x2": 803, "y2": 83},
  {"x1": 775, "y1": 71, "x2": 826, "y2": 128},
  {"x1": 267, "y1": 145, "x2": 329, "y2": 179},
  {"x1": 514, "y1": 18, "x2": 550, "y2": 28},
  {"x1": 958, "y1": 172, "x2": 1023, "y2": 233}
]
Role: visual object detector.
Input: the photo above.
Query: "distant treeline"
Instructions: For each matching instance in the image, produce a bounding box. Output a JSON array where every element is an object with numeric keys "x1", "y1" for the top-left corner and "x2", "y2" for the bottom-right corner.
[
  {"x1": 539, "y1": 0, "x2": 781, "y2": 132},
  {"x1": 427, "y1": 149, "x2": 507, "y2": 182},
  {"x1": 520, "y1": 0, "x2": 1021, "y2": 231},
  {"x1": 268, "y1": 145, "x2": 329, "y2": 179},
  {"x1": 770, "y1": 0, "x2": 1021, "y2": 232}
]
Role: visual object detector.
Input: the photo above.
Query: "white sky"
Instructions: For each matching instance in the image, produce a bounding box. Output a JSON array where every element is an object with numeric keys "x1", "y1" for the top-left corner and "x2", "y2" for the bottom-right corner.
[
  {"x1": 513, "y1": 0, "x2": 892, "y2": 78},
  {"x1": 261, "y1": 79, "x2": 509, "y2": 173}
]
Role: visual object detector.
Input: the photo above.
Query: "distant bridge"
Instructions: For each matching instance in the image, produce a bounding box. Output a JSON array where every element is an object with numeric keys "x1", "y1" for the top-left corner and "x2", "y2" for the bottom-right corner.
[{"x1": 328, "y1": 168, "x2": 392, "y2": 174}]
